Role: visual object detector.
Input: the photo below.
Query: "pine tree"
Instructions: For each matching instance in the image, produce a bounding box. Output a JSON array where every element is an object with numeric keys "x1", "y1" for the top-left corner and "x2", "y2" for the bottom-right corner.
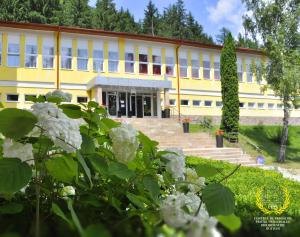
[
  {"x1": 93, "y1": 0, "x2": 117, "y2": 30},
  {"x1": 142, "y1": 0, "x2": 160, "y2": 36},
  {"x1": 220, "y1": 33, "x2": 239, "y2": 135},
  {"x1": 216, "y1": 27, "x2": 231, "y2": 45},
  {"x1": 115, "y1": 8, "x2": 139, "y2": 33}
]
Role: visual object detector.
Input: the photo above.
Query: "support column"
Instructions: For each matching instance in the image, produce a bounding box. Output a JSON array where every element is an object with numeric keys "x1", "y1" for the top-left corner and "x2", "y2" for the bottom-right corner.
[
  {"x1": 164, "y1": 88, "x2": 170, "y2": 107},
  {"x1": 157, "y1": 91, "x2": 162, "y2": 118},
  {"x1": 94, "y1": 87, "x2": 103, "y2": 105}
]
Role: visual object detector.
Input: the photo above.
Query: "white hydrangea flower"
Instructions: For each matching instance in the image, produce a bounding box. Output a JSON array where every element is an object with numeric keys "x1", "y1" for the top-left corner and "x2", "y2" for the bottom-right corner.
[
  {"x1": 31, "y1": 103, "x2": 82, "y2": 153},
  {"x1": 186, "y1": 168, "x2": 206, "y2": 192},
  {"x1": 61, "y1": 186, "x2": 76, "y2": 197},
  {"x1": 156, "y1": 174, "x2": 164, "y2": 185},
  {"x1": 109, "y1": 123, "x2": 139, "y2": 163},
  {"x1": 45, "y1": 90, "x2": 72, "y2": 102},
  {"x1": 163, "y1": 148, "x2": 186, "y2": 179},
  {"x1": 2, "y1": 139, "x2": 34, "y2": 165}
]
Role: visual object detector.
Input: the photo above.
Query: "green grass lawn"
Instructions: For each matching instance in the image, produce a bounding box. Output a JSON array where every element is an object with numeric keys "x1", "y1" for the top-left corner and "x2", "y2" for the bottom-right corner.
[{"x1": 190, "y1": 123, "x2": 300, "y2": 169}]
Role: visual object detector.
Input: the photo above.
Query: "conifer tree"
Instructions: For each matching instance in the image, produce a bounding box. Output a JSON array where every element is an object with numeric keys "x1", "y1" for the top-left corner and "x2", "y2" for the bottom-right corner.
[
  {"x1": 93, "y1": 0, "x2": 117, "y2": 30},
  {"x1": 142, "y1": 0, "x2": 160, "y2": 36}
]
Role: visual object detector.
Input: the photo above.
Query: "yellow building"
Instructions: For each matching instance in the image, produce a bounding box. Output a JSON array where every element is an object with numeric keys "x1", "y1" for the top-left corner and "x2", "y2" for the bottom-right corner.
[{"x1": 0, "y1": 21, "x2": 299, "y2": 124}]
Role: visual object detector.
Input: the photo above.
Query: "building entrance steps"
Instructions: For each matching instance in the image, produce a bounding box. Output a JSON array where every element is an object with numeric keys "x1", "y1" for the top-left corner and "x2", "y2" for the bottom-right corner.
[{"x1": 122, "y1": 118, "x2": 261, "y2": 167}]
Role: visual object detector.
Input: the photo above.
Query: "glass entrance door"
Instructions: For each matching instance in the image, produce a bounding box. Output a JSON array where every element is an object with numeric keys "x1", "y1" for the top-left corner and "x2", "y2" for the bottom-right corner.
[
  {"x1": 108, "y1": 93, "x2": 117, "y2": 116},
  {"x1": 143, "y1": 95, "x2": 152, "y2": 116}
]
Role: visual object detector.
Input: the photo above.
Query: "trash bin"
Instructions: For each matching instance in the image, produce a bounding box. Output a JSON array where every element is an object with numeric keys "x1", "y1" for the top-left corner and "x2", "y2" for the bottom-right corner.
[
  {"x1": 162, "y1": 110, "x2": 166, "y2": 118},
  {"x1": 216, "y1": 135, "x2": 223, "y2": 148},
  {"x1": 165, "y1": 108, "x2": 170, "y2": 118},
  {"x1": 117, "y1": 111, "x2": 122, "y2": 118},
  {"x1": 183, "y1": 122, "x2": 190, "y2": 133}
]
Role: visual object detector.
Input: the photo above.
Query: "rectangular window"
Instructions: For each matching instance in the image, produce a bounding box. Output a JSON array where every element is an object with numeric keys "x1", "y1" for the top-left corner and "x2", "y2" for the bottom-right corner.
[
  {"x1": 93, "y1": 50, "x2": 103, "y2": 72},
  {"x1": 180, "y1": 99, "x2": 189, "y2": 106},
  {"x1": 25, "y1": 44, "x2": 37, "y2": 68},
  {"x1": 77, "y1": 48, "x2": 88, "y2": 71},
  {"x1": 7, "y1": 43, "x2": 20, "y2": 67},
  {"x1": 6, "y1": 94, "x2": 19, "y2": 102},
  {"x1": 169, "y1": 99, "x2": 176, "y2": 106},
  {"x1": 139, "y1": 54, "x2": 148, "y2": 74},
  {"x1": 77, "y1": 97, "x2": 88, "y2": 103},
  {"x1": 258, "y1": 103, "x2": 264, "y2": 109},
  {"x1": 25, "y1": 94, "x2": 37, "y2": 102},
  {"x1": 203, "y1": 60, "x2": 210, "y2": 79},
  {"x1": 166, "y1": 56, "x2": 174, "y2": 76},
  {"x1": 61, "y1": 47, "x2": 72, "y2": 69},
  {"x1": 191, "y1": 59, "x2": 199, "y2": 78},
  {"x1": 125, "y1": 52, "x2": 134, "y2": 73},
  {"x1": 268, "y1": 103, "x2": 275, "y2": 109},
  {"x1": 277, "y1": 104, "x2": 283, "y2": 109},
  {"x1": 216, "y1": 101, "x2": 223, "y2": 108},
  {"x1": 246, "y1": 63, "x2": 253, "y2": 83},
  {"x1": 214, "y1": 62, "x2": 220, "y2": 80},
  {"x1": 239, "y1": 102, "x2": 245, "y2": 108},
  {"x1": 43, "y1": 45, "x2": 54, "y2": 68},
  {"x1": 237, "y1": 60, "x2": 243, "y2": 82},
  {"x1": 108, "y1": 51, "x2": 119, "y2": 72},
  {"x1": 152, "y1": 55, "x2": 161, "y2": 75},
  {"x1": 193, "y1": 100, "x2": 201, "y2": 106},
  {"x1": 248, "y1": 102, "x2": 256, "y2": 109},
  {"x1": 204, "y1": 100, "x2": 212, "y2": 107},
  {"x1": 0, "y1": 35, "x2": 2, "y2": 65},
  {"x1": 179, "y1": 58, "x2": 188, "y2": 77}
]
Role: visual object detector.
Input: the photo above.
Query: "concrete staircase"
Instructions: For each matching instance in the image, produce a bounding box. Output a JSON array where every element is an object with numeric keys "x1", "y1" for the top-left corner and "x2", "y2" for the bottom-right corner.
[{"x1": 121, "y1": 118, "x2": 259, "y2": 167}]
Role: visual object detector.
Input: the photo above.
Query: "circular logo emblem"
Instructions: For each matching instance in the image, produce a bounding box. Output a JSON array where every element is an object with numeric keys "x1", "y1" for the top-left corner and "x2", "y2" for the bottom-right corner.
[{"x1": 255, "y1": 185, "x2": 290, "y2": 215}]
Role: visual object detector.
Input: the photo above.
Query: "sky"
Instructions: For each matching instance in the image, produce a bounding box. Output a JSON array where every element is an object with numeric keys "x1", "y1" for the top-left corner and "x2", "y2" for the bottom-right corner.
[{"x1": 89, "y1": 0, "x2": 248, "y2": 40}]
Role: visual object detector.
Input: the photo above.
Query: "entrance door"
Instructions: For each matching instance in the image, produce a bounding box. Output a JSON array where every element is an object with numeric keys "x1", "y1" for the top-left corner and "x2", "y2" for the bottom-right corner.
[
  {"x1": 144, "y1": 95, "x2": 152, "y2": 116},
  {"x1": 130, "y1": 95, "x2": 136, "y2": 116},
  {"x1": 108, "y1": 93, "x2": 117, "y2": 116},
  {"x1": 136, "y1": 96, "x2": 143, "y2": 118},
  {"x1": 118, "y1": 92, "x2": 127, "y2": 116}
]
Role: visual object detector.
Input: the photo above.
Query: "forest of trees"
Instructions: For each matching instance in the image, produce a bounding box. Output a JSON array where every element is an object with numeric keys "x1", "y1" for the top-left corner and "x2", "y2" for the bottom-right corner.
[{"x1": 0, "y1": 0, "x2": 258, "y2": 48}]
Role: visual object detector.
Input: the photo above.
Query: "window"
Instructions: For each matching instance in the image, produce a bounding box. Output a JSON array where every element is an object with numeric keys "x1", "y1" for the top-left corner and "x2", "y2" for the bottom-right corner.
[
  {"x1": 93, "y1": 50, "x2": 103, "y2": 72},
  {"x1": 239, "y1": 102, "x2": 245, "y2": 108},
  {"x1": 169, "y1": 99, "x2": 176, "y2": 106},
  {"x1": 25, "y1": 94, "x2": 37, "y2": 102},
  {"x1": 139, "y1": 54, "x2": 148, "y2": 74},
  {"x1": 43, "y1": 45, "x2": 54, "y2": 68},
  {"x1": 77, "y1": 48, "x2": 88, "y2": 71},
  {"x1": 191, "y1": 59, "x2": 199, "y2": 78},
  {"x1": 237, "y1": 61, "x2": 243, "y2": 82},
  {"x1": 277, "y1": 104, "x2": 283, "y2": 109},
  {"x1": 25, "y1": 44, "x2": 37, "y2": 68},
  {"x1": 108, "y1": 51, "x2": 119, "y2": 72},
  {"x1": 166, "y1": 56, "x2": 174, "y2": 76},
  {"x1": 214, "y1": 61, "x2": 220, "y2": 80},
  {"x1": 0, "y1": 35, "x2": 2, "y2": 65},
  {"x1": 152, "y1": 55, "x2": 161, "y2": 75},
  {"x1": 61, "y1": 47, "x2": 72, "y2": 69},
  {"x1": 6, "y1": 94, "x2": 19, "y2": 102},
  {"x1": 203, "y1": 60, "x2": 210, "y2": 79},
  {"x1": 204, "y1": 100, "x2": 212, "y2": 107},
  {"x1": 268, "y1": 103, "x2": 275, "y2": 110},
  {"x1": 246, "y1": 63, "x2": 253, "y2": 83},
  {"x1": 248, "y1": 102, "x2": 256, "y2": 109},
  {"x1": 180, "y1": 99, "x2": 189, "y2": 106},
  {"x1": 7, "y1": 43, "x2": 20, "y2": 67},
  {"x1": 258, "y1": 103, "x2": 264, "y2": 109},
  {"x1": 125, "y1": 52, "x2": 134, "y2": 73},
  {"x1": 193, "y1": 100, "x2": 201, "y2": 106},
  {"x1": 216, "y1": 101, "x2": 223, "y2": 108},
  {"x1": 179, "y1": 58, "x2": 188, "y2": 77},
  {"x1": 77, "y1": 97, "x2": 88, "y2": 103}
]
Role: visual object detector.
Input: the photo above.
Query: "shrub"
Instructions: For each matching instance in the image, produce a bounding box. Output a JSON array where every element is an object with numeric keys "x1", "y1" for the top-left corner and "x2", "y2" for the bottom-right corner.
[{"x1": 198, "y1": 116, "x2": 213, "y2": 129}]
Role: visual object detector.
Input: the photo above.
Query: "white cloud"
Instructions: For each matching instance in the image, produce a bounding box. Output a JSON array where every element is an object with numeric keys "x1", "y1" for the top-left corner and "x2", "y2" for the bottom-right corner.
[{"x1": 207, "y1": 0, "x2": 247, "y2": 37}]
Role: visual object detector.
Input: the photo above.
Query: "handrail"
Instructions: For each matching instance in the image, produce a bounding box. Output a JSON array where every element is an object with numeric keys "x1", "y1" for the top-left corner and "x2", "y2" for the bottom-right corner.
[{"x1": 168, "y1": 106, "x2": 190, "y2": 122}]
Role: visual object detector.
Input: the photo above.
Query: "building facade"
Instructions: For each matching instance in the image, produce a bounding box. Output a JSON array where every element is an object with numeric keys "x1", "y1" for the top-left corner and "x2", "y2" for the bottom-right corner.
[{"x1": 0, "y1": 21, "x2": 299, "y2": 123}]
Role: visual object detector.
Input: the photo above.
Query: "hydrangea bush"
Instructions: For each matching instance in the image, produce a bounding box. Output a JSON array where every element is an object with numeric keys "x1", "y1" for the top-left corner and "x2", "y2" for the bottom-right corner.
[{"x1": 0, "y1": 92, "x2": 241, "y2": 237}]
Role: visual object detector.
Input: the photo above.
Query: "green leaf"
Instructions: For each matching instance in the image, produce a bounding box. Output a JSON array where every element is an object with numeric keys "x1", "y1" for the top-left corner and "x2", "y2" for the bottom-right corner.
[
  {"x1": 217, "y1": 214, "x2": 241, "y2": 232},
  {"x1": 0, "y1": 109, "x2": 37, "y2": 139},
  {"x1": 88, "y1": 153, "x2": 109, "y2": 176},
  {"x1": 47, "y1": 96, "x2": 63, "y2": 104},
  {"x1": 59, "y1": 104, "x2": 82, "y2": 119},
  {"x1": 0, "y1": 203, "x2": 23, "y2": 214},
  {"x1": 99, "y1": 118, "x2": 120, "y2": 132},
  {"x1": 84, "y1": 224, "x2": 111, "y2": 237},
  {"x1": 80, "y1": 134, "x2": 95, "y2": 154},
  {"x1": 195, "y1": 164, "x2": 220, "y2": 177},
  {"x1": 88, "y1": 101, "x2": 99, "y2": 108},
  {"x1": 76, "y1": 151, "x2": 92, "y2": 187},
  {"x1": 126, "y1": 192, "x2": 147, "y2": 209},
  {"x1": 46, "y1": 156, "x2": 78, "y2": 184},
  {"x1": 202, "y1": 183, "x2": 235, "y2": 216},
  {"x1": 143, "y1": 175, "x2": 160, "y2": 200},
  {"x1": 67, "y1": 199, "x2": 84, "y2": 236},
  {"x1": 51, "y1": 203, "x2": 73, "y2": 227},
  {"x1": 138, "y1": 132, "x2": 158, "y2": 154},
  {"x1": 0, "y1": 159, "x2": 32, "y2": 194},
  {"x1": 0, "y1": 102, "x2": 4, "y2": 108},
  {"x1": 108, "y1": 161, "x2": 135, "y2": 180}
]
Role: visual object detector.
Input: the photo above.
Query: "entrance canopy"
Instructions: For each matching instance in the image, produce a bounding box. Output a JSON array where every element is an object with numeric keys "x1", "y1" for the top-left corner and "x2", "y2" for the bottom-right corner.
[{"x1": 87, "y1": 76, "x2": 172, "y2": 91}]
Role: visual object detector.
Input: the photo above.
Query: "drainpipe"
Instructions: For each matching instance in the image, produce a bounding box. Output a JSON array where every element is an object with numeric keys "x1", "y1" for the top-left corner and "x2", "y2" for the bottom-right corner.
[
  {"x1": 175, "y1": 44, "x2": 181, "y2": 121},
  {"x1": 56, "y1": 28, "x2": 60, "y2": 90}
]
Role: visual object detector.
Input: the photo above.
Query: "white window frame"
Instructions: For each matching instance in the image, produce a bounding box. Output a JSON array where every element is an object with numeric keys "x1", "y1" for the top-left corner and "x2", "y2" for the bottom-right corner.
[
  {"x1": 246, "y1": 59, "x2": 253, "y2": 83},
  {"x1": 61, "y1": 39, "x2": 73, "y2": 70},
  {"x1": 204, "y1": 100, "x2": 212, "y2": 107},
  {"x1": 77, "y1": 96, "x2": 88, "y2": 103},
  {"x1": 169, "y1": 99, "x2": 176, "y2": 106},
  {"x1": 108, "y1": 51, "x2": 119, "y2": 72},
  {"x1": 248, "y1": 102, "x2": 256, "y2": 109},
  {"x1": 166, "y1": 56, "x2": 174, "y2": 76},
  {"x1": 214, "y1": 61, "x2": 220, "y2": 80},
  {"x1": 42, "y1": 38, "x2": 54, "y2": 69},
  {"x1": 239, "y1": 102, "x2": 246, "y2": 109},
  {"x1": 258, "y1": 103, "x2": 265, "y2": 109},
  {"x1": 139, "y1": 53, "x2": 148, "y2": 74},
  {"x1": 192, "y1": 100, "x2": 201, "y2": 107},
  {"x1": 7, "y1": 35, "x2": 20, "y2": 67},
  {"x1": 125, "y1": 52, "x2": 135, "y2": 73},
  {"x1": 268, "y1": 103, "x2": 275, "y2": 110},
  {"x1": 216, "y1": 101, "x2": 223, "y2": 108},
  {"x1": 25, "y1": 94, "x2": 37, "y2": 102},
  {"x1": 179, "y1": 58, "x2": 188, "y2": 78},
  {"x1": 277, "y1": 104, "x2": 283, "y2": 110},
  {"x1": 180, "y1": 99, "x2": 190, "y2": 106},
  {"x1": 6, "y1": 94, "x2": 19, "y2": 102},
  {"x1": 237, "y1": 58, "x2": 243, "y2": 82},
  {"x1": 25, "y1": 36, "x2": 38, "y2": 68},
  {"x1": 203, "y1": 54, "x2": 210, "y2": 80},
  {"x1": 152, "y1": 54, "x2": 161, "y2": 75},
  {"x1": 77, "y1": 48, "x2": 88, "y2": 71},
  {"x1": 0, "y1": 33, "x2": 2, "y2": 66}
]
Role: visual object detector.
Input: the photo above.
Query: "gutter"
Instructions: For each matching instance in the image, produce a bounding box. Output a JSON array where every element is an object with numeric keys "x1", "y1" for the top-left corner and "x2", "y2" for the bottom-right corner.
[
  {"x1": 175, "y1": 44, "x2": 181, "y2": 121},
  {"x1": 56, "y1": 28, "x2": 60, "y2": 89}
]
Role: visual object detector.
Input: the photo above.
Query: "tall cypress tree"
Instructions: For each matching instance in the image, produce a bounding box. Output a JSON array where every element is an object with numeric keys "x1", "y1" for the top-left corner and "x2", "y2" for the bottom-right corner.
[{"x1": 220, "y1": 33, "x2": 239, "y2": 134}]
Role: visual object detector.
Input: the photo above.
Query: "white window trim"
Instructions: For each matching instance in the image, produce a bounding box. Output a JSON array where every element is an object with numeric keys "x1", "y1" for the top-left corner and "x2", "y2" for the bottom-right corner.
[
  {"x1": 216, "y1": 101, "x2": 223, "y2": 108},
  {"x1": 25, "y1": 44, "x2": 38, "y2": 68},
  {"x1": 108, "y1": 51, "x2": 119, "y2": 73},
  {"x1": 43, "y1": 45, "x2": 54, "y2": 69},
  {"x1": 214, "y1": 61, "x2": 220, "y2": 80},
  {"x1": 139, "y1": 53, "x2": 148, "y2": 74},
  {"x1": 125, "y1": 52, "x2": 135, "y2": 74},
  {"x1": 165, "y1": 56, "x2": 174, "y2": 77},
  {"x1": 61, "y1": 46, "x2": 73, "y2": 70},
  {"x1": 7, "y1": 43, "x2": 20, "y2": 68},
  {"x1": 258, "y1": 103, "x2": 265, "y2": 109},
  {"x1": 192, "y1": 100, "x2": 201, "y2": 107},
  {"x1": 93, "y1": 49, "x2": 104, "y2": 72},
  {"x1": 152, "y1": 54, "x2": 161, "y2": 75},
  {"x1": 77, "y1": 48, "x2": 88, "y2": 71},
  {"x1": 169, "y1": 99, "x2": 176, "y2": 106},
  {"x1": 6, "y1": 94, "x2": 19, "y2": 102},
  {"x1": 191, "y1": 59, "x2": 200, "y2": 79},
  {"x1": 204, "y1": 100, "x2": 213, "y2": 107},
  {"x1": 180, "y1": 99, "x2": 190, "y2": 106},
  {"x1": 239, "y1": 102, "x2": 246, "y2": 109},
  {"x1": 248, "y1": 102, "x2": 256, "y2": 109},
  {"x1": 203, "y1": 60, "x2": 211, "y2": 80},
  {"x1": 268, "y1": 103, "x2": 275, "y2": 110},
  {"x1": 179, "y1": 58, "x2": 188, "y2": 78}
]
